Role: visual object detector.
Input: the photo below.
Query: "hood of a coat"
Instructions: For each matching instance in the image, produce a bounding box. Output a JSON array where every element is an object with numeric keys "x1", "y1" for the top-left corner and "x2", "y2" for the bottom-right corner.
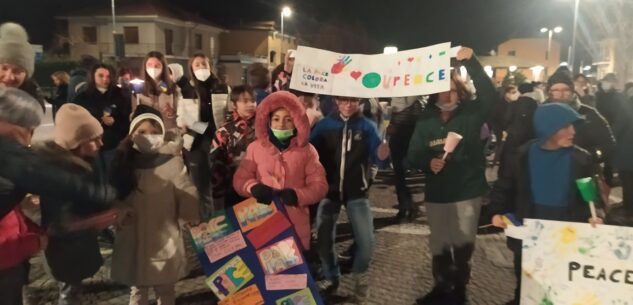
[
  {"x1": 255, "y1": 91, "x2": 310, "y2": 148},
  {"x1": 533, "y1": 103, "x2": 584, "y2": 142}
]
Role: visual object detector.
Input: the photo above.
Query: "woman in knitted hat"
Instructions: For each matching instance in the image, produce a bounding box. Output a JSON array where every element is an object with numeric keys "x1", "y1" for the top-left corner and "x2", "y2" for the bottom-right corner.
[
  {"x1": 0, "y1": 22, "x2": 45, "y2": 111},
  {"x1": 0, "y1": 89, "x2": 116, "y2": 305},
  {"x1": 109, "y1": 110, "x2": 199, "y2": 305},
  {"x1": 34, "y1": 103, "x2": 117, "y2": 305}
]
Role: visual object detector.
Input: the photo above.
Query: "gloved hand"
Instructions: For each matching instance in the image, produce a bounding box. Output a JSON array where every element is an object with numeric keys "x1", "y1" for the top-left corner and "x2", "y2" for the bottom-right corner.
[
  {"x1": 251, "y1": 184, "x2": 275, "y2": 204},
  {"x1": 279, "y1": 189, "x2": 298, "y2": 207}
]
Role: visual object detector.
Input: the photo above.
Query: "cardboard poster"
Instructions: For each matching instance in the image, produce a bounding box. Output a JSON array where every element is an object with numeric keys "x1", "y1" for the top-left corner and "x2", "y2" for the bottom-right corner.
[
  {"x1": 189, "y1": 211, "x2": 233, "y2": 252},
  {"x1": 206, "y1": 256, "x2": 255, "y2": 300},
  {"x1": 205, "y1": 230, "x2": 248, "y2": 263},
  {"x1": 520, "y1": 219, "x2": 633, "y2": 305},
  {"x1": 290, "y1": 43, "x2": 451, "y2": 98},
  {"x1": 275, "y1": 288, "x2": 317, "y2": 305},
  {"x1": 218, "y1": 284, "x2": 264, "y2": 305},
  {"x1": 233, "y1": 197, "x2": 278, "y2": 232},
  {"x1": 257, "y1": 237, "x2": 304, "y2": 275},
  {"x1": 265, "y1": 274, "x2": 308, "y2": 291}
]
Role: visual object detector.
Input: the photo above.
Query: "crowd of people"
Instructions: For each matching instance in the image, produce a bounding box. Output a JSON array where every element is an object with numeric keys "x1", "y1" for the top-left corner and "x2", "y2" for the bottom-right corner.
[{"x1": 2, "y1": 20, "x2": 633, "y2": 305}]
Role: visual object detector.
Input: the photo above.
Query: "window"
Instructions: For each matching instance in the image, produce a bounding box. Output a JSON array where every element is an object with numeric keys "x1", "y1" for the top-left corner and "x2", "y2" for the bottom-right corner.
[
  {"x1": 508, "y1": 50, "x2": 516, "y2": 56},
  {"x1": 165, "y1": 29, "x2": 173, "y2": 55},
  {"x1": 195, "y1": 34, "x2": 202, "y2": 50},
  {"x1": 123, "y1": 27, "x2": 139, "y2": 44},
  {"x1": 82, "y1": 26, "x2": 97, "y2": 44}
]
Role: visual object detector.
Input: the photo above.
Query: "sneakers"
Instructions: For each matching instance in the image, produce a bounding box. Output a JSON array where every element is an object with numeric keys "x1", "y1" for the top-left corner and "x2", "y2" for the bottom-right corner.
[
  {"x1": 317, "y1": 278, "x2": 339, "y2": 296},
  {"x1": 353, "y1": 272, "x2": 370, "y2": 304}
]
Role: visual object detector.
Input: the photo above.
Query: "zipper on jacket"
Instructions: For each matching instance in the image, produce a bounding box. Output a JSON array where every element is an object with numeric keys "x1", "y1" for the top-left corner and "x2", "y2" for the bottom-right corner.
[
  {"x1": 360, "y1": 164, "x2": 368, "y2": 191},
  {"x1": 339, "y1": 121, "x2": 349, "y2": 201}
]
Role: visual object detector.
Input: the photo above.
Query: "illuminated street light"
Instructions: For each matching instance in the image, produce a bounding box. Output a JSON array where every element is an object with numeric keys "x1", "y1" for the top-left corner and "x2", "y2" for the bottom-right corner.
[{"x1": 383, "y1": 46, "x2": 398, "y2": 54}]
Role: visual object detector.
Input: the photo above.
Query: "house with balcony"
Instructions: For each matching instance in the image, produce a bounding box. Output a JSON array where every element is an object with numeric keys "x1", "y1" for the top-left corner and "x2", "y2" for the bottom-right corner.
[
  {"x1": 481, "y1": 38, "x2": 562, "y2": 85},
  {"x1": 218, "y1": 21, "x2": 298, "y2": 85},
  {"x1": 56, "y1": 2, "x2": 225, "y2": 73}
]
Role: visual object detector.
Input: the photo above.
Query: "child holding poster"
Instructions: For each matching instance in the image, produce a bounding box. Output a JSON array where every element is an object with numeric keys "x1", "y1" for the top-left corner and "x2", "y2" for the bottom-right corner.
[
  {"x1": 232, "y1": 91, "x2": 328, "y2": 251},
  {"x1": 405, "y1": 47, "x2": 497, "y2": 305},
  {"x1": 110, "y1": 107, "x2": 200, "y2": 305},
  {"x1": 489, "y1": 103, "x2": 604, "y2": 305}
]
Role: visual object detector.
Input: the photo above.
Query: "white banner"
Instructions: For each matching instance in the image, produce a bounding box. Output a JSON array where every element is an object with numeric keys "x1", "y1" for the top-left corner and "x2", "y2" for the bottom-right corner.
[
  {"x1": 289, "y1": 43, "x2": 452, "y2": 98},
  {"x1": 521, "y1": 219, "x2": 633, "y2": 305}
]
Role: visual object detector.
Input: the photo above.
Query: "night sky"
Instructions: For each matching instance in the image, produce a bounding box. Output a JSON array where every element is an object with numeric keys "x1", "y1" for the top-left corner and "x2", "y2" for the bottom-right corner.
[{"x1": 1, "y1": 0, "x2": 591, "y2": 61}]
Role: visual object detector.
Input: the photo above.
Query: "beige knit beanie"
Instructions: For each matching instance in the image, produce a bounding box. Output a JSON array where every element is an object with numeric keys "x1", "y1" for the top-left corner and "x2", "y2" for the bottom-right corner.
[
  {"x1": 0, "y1": 22, "x2": 34, "y2": 77},
  {"x1": 54, "y1": 103, "x2": 103, "y2": 150}
]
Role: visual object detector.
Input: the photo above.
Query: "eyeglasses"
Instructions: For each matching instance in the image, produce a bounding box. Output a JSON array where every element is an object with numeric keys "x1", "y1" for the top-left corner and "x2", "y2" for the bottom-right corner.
[{"x1": 549, "y1": 88, "x2": 573, "y2": 94}]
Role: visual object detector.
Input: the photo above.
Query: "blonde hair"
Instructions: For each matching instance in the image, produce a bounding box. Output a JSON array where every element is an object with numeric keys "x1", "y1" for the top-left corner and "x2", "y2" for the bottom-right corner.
[{"x1": 51, "y1": 71, "x2": 70, "y2": 84}]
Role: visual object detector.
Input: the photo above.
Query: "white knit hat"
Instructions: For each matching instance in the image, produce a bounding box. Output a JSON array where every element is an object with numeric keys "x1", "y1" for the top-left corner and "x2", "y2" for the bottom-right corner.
[
  {"x1": 168, "y1": 63, "x2": 184, "y2": 82},
  {"x1": 0, "y1": 22, "x2": 34, "y2": 77},
  {"x1": 130, "y1": 113, "x2": 165, "y2": 136},
  {"x1": 54, "y1": 104, "x2": 103, "y2": 150}
]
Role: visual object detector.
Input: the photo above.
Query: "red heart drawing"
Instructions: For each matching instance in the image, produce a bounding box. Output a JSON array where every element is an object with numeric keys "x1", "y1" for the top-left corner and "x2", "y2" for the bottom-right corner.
[
  {"x1": 407, "y1": 57, "x2": 415, "y2": 62},
  {"x1": 350, "y1": 71, "x2": 362, "y2": 80}
]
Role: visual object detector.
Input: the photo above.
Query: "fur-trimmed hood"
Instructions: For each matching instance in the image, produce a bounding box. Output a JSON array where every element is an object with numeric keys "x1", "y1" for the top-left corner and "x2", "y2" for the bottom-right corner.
[{"x1": 255, "y1": 91, "x2": 310, "y2": 148}]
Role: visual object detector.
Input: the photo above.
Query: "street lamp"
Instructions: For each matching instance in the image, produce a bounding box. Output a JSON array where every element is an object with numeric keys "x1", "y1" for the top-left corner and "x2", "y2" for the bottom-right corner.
[
  {"x1": 383, "y1": 46, "x2": 398, "y2": 54},
  {"x1": 540, "y1": 26, "x2": 563, "y2": 61},
  {"x1": 280, "y1": 6, "x2": 292, "y2": 59},
  {"x1": 570, "y1": 0, "x2": 580, "y2": 73}
]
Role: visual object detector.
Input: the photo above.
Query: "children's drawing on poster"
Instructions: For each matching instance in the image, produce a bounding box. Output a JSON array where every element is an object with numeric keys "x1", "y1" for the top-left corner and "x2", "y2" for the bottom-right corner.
[
  {"x1": 218, "y1": 284, "x2": 264, "y2": 305},
  {"x1": 233, "y1": 197, "x2": 278, "y2": 232},
  {"x1": 257, "y1": 237, "x2": 304, "y2": 275},
  {"x1": 189, "y1": 211, "x2": 233, "y2": 252},
  {"x1": 521, "y1": 219, "x2": 633, "y2": 305},
  {"x1": 290, "y1": 43, "x2": 451, "y2": 98},
  {"x1": 206, "y1": 256, "x2": 255, "y2": 300},
  {"x1": 275, "y1": 288, "x2": 317, "y2": 305},
  {"x1": 205, "y1": 230, "x2": 248, "y2": 263}
]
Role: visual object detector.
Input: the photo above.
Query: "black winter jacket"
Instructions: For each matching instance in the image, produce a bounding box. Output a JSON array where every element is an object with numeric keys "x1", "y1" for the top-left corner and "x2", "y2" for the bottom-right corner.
[{"x1": 0, "y1": 136, "x2": 116, "y2": 219}]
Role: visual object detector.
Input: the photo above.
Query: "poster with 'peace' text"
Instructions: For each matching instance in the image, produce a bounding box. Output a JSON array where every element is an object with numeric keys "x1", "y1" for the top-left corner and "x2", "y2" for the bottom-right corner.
[
  {"x1": 521, "y1": 219, "x2": 633, "y2": 305},
  {"x1": 290, "y1": 43, "x2": 451, "y2": 98}
]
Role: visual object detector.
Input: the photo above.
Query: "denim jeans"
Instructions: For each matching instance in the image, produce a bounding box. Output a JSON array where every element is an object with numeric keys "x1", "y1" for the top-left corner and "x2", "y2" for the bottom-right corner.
[
  {"x1": 184, "y1": 148, "x2": 214, "y2": 218},
  {"x1": 316, "y1": 197, "x2": 375, "y2": 280},
  {"x1": 97, "y1": 149, "x2": 116, "y2": 183},
  {"x1": 388, "y1": 124, "x2": 415, "y2": 212}
]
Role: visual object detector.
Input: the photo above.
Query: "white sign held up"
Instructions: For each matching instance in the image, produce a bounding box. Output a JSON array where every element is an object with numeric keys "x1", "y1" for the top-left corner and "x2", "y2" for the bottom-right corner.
[{"x1": 289, "y1": 43, "x2": 452, "y2": 98}]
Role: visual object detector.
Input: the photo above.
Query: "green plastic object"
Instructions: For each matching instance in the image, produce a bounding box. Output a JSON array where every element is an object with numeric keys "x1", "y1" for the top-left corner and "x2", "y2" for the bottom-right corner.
[{"x1": 576, "y1": 177, "x2": 599, "y2": 204}]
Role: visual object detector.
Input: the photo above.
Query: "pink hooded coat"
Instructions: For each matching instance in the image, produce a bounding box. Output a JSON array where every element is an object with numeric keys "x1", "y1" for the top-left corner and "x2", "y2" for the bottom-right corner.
[{"x1": 233, "y1": 91, "x2": 328, "y2": 249}]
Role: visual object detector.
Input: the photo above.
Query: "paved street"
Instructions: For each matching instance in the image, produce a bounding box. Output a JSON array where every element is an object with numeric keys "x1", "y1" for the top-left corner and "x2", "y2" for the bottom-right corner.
[{"x1": 24, "y1": 124, "x2": 625, "y2": 304}]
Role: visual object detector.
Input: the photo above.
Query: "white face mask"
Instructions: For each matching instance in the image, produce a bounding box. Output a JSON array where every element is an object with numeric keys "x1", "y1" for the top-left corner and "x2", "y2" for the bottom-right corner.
[
  {"x1": 194, "y1": 68, "x2": 211, "y2": 82},
  {"x1": 437, "y1": 102, "x2": 459, "y2": 112},
  {"x1": 132, "y1": 134, "x2": 164, "y2": 153},
  {"x1": 96, "y1": 87, "x2": 107, "y2": 94},
  {"x1": 601, "y1": 81, "x2": 614, "y2": 91},
  {"x1": 146, "y1": 68, "x2": 162, "y2": 80}
]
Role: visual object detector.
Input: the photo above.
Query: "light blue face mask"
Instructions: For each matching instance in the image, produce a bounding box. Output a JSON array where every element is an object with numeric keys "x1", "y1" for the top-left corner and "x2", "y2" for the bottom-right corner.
[{"x1": 271, "y1": 128, "x2": 294, "y2": 141}]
